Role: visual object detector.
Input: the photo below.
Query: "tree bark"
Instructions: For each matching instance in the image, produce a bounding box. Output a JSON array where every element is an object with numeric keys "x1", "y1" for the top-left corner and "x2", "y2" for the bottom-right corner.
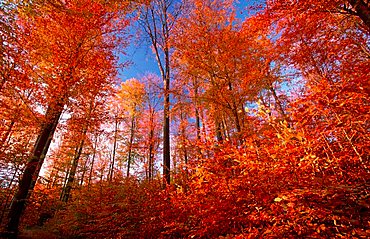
[
  {"x1": 163, "y1": 71, "x2": 171, "y2": 185},
  {"x1": 88, "y1": 135, "x2": 98, "y2": 188},
  {"x1": 140, "y1": 0, "x2": 176, "y2": 186},
  {"x1": 6, "y1": 101, "x2": 63, "y2": 236},
  {"x1": 109, "y1": 118, "x2": 119, "y2": 181},
  {"x1": 216, "y1": 117, "x2": 223, "y2": 142},
  {"x1": 194, "y1": 83, "x2": 201, "y2": 141},
  {"x1": 0, "y1": 121, "x2": 15, "y2": 149},
  {"x1": 60, "y1": 127, "x2": 87, "y2": 203},
  {"x1": 126, "y1": 115, "x2": 135, "y2": 177},
  {"x1": 0, "y1": 166, "x2": 19, "y2": 225},
  {"x1": 148, "y1": 108, "x2": 155, "y2": 181},
  {"x1": 79, "y1": 154, "x2": 90, "y2": 186},
  {"x1": 180, "y1": 110, "x2": 188, "y2": 164}
]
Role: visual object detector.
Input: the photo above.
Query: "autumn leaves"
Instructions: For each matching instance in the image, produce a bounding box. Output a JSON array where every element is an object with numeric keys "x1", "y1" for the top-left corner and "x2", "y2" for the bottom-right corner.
[
  {"x1": 1, "y1": 0, "x2": 131, "y2": 235},
  {"x1": 0, "y1": 0, "x2": 369, "y2": 238}
]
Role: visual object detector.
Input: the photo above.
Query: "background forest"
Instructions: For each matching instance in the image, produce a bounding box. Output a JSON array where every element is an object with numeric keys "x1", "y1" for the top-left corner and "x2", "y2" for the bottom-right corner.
[{"x1": 0, "y1": 0, "x2": 369, "y2": 238}]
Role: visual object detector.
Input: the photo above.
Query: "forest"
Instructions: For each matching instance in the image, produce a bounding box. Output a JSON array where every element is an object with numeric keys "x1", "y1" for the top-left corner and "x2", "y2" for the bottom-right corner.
[{"x1": 0, "y1": 0, "x2": 369, "y2": 238}]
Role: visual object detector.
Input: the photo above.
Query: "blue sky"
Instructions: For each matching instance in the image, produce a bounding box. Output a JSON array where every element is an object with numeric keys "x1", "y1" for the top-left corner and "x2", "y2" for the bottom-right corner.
[
  {"x1": 118, "y1": 0, "x2": 264, "y2": 81},
  {"x1": 118, "y1": 39, "x2": 160, "y2": 81}
]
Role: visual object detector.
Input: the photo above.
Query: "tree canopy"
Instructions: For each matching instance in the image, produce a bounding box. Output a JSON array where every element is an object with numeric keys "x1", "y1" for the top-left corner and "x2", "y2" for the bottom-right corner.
[{"x1": 0, "y1": 0, "x2": 369, "y2": 238}]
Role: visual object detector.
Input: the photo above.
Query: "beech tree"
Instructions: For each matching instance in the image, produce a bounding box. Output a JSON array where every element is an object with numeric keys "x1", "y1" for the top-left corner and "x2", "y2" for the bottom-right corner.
[
  {"x1": 0, "y1": 1, "x2": 22, "y2": 94},
  {"x1": 106, "y1": 94, "x2": 122, "y2": 182},
  {"x1": 0, "y1": 1, "x2": 368, "y2": 238},
  {"x1": 264, "y1": 0, "x2": 370, "y2": 175},
  {"x1": 60, "y1": 92, "x2": 108, "y2": 202},
  {"x1": 116, "y1": 79, "x2": 145, "y2": 177},
  {"x1": 139, "y1": 0, "x2": 183, "y2": 185},
  {"x1": 4, "y1": 0, "x2": 130, "y2": 235},
  {"x1": 137, "y1": 74, "x2": 162, "y2": 180},
  {"x1": 172, "y1": 0, "x2": 272, "y2": 142}
]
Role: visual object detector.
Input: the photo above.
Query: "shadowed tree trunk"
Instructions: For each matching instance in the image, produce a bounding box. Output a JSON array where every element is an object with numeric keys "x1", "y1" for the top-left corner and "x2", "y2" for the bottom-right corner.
[
  {"x1": 60, "y1": 126, "x2": 87, "y2": 203},
  {"x1": 60, "y1": 142, "x2": 84, "y2": 202},
  {"x1": 127, "y1": 115, "x2": 135, "y2": 177},
  {"x1": 0, "y1": 165, "x2": 20, "y2": 225},
  {"x1": 108, "y1": 118, "x2": 119, "y2": 181},
  {"x1": 79, "y1": 154, "x2": 90, "y2": 186},
  {"x1": 0, "y1": 121, "x2": 15, "y2": 149},
  {"x1": 148, "y1": 106, "x2": 155, "y2": 180},
  {"x1": 88, "y1": 134, "x2": 98, "y2": 188},
  {"x1": 6, "y1": 100, "x2": 64, "y2": 237},
  {"x1": 139, "y1": 0, "x2": 182, "y2": 185}
]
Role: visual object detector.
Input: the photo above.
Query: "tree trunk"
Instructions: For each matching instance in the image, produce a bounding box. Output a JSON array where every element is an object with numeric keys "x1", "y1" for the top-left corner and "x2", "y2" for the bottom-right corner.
[
  {"x1": 62, "y1": 165, "x2": 71, "y2": 194},
  {"x1": 0, "y1": 166, "x2": 19, "y2": 225},
  {"x1": 79, "y1": 154, "x2": 90, "y2": 186},
  {"x1": 269, "y1": 84, "x2": 288, "y2": 121},
  {"x1": 228, "y1": 81, "x2": 242, "y2": 135},
  {"x1": 49, "y1": 166, "x2": 60, "y2": 189},
  {"x1": 148, "y1": 140, "x2": 154, "y2": 180},
  {"x1": 180, "y1": 110, "x2": 188, "y2": 164},
  {"x1": 88, "y1": 135, "x2": 98, "y2": 188},
  {"x1": 0, "y1": 121, "x2": 15, "y2": 149},
  {"x1": 6, "y1": 101, "x2": 63, "y2": 236},
  {"x1": 148, "y1": 109, "x2": 155, "y2": 181},
  {"x1": 60, "y1": 127, "x2": 87, "y2": 203},
  {"x1": 109, "y1": 118, "x2": 118, "y2": 181},
  {"x1": 163, "y1": 83, "x2": 170, "y2": 185},
  {"x1": 195, "y1": 107, "x2": 201, "y2": 140},
  {"x1": 140, "y1": 0, "x2": 175, "y2": 186},
  {"x1": 216, "y1": 119, "x2": 223, "y2": 142},
  {"x1": 163, "y1": 48, "x2": 171, "y2": 185},
  {"x1": 194, "y1": 84, "x2": 201, "y2": 141},
  {"x1": 222, "y1": 117, "x2": 230, "y2": 140},
  {"x1": 126, "y1": 115, "x2": 135, "y2": 177}
]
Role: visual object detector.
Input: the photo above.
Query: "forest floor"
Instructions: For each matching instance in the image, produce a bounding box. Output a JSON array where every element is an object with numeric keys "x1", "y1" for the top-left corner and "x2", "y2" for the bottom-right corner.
[{"x1": 18, "y1": 228, "x2": 57, "y2": 239}]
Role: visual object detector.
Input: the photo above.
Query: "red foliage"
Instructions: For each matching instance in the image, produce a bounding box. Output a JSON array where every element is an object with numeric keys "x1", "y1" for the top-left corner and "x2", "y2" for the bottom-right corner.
[{"x1": 2, "y1": 0, "x2": 369, "y2": 238}]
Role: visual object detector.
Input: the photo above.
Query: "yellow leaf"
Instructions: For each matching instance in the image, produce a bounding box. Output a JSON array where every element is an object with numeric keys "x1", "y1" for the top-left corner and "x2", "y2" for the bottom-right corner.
[{"x1": 274, "y1": 197, "x2": 282, "y2": 202}]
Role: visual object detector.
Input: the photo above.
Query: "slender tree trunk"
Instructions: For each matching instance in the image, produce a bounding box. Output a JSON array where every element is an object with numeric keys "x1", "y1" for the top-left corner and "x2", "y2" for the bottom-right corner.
[
  {"x1": 140, "y1": 0, "x2": 179, "y2": 186},
  {"x1": 227, "y1": 81, "x2": 242, "y2": 135},
  {"x1": 163, "y1": 52, "x2": 171, "y2": 185},
  {"x1": 79, "y1": 154, "x2": 89, "y2": 186},
  {"x1": 0, "y1": 166, "x2": 19, "y2": 225},
  {"x1": 6, "y1": 101, "x2": 63, "y2": 236},
  {"x1": 126, "y1": 116, "x2": 135, "y2": 177},
  {"x1": 232, "y1": 108, "x2": 241, "y2": 133},
  {"x1": 88, "y1": 135, "x2": 98, "y2": 188},
  {"x1": 61, "y1": 165, "x2": 71, "y2": 195},
  {"x1": 222, "y1": 117, "x2": 230, "y2": 140},
  {"x1": 60, "y1": 144, "x2": 83, "y2": 202},
  {"x1": 47, "y1": 169, "x2": 55, "y2": 189},
  {"x1": 216, "y1": 117, "x2": 223, "y2": 142},
  {"x1": 180, "y1": 111, "x2": 188, "y2": 164},
  {"x1": 0, "y1": 121, "x2": 15, "y2": 149},
  {"x1": 201, "y1": 109, "x2": 207, "y2": 140},
  {"x1": 148, "y1": 140, "x2": 153, "y2": 180},
  {"x1": 148, "y1": 140, "x2": 154, "y2": 180},
  {"x1": 60, "y1": 127, "x2": 87, "y2": 203},
  {"x1": 109, "y1": 119, "x2": 118, "y2": 181},
  {"x1": 49, "y1": 166, "x2": 60, "y2": 189},
  {"x1": 182, "y1": 135, "x2": 188, "y2": 165},
  {"x1": 267, "y1": 81, "x2": 287, "y2": 121},
  {"x1": 148, "y1": 109, "x2": 155, "y2": 180},
  {"x1": 194, "y1": 84, "x2": 201, "y2": 141},
  {"x1": 195, "y1": 107, "x2": 201, "y2": 140}
]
